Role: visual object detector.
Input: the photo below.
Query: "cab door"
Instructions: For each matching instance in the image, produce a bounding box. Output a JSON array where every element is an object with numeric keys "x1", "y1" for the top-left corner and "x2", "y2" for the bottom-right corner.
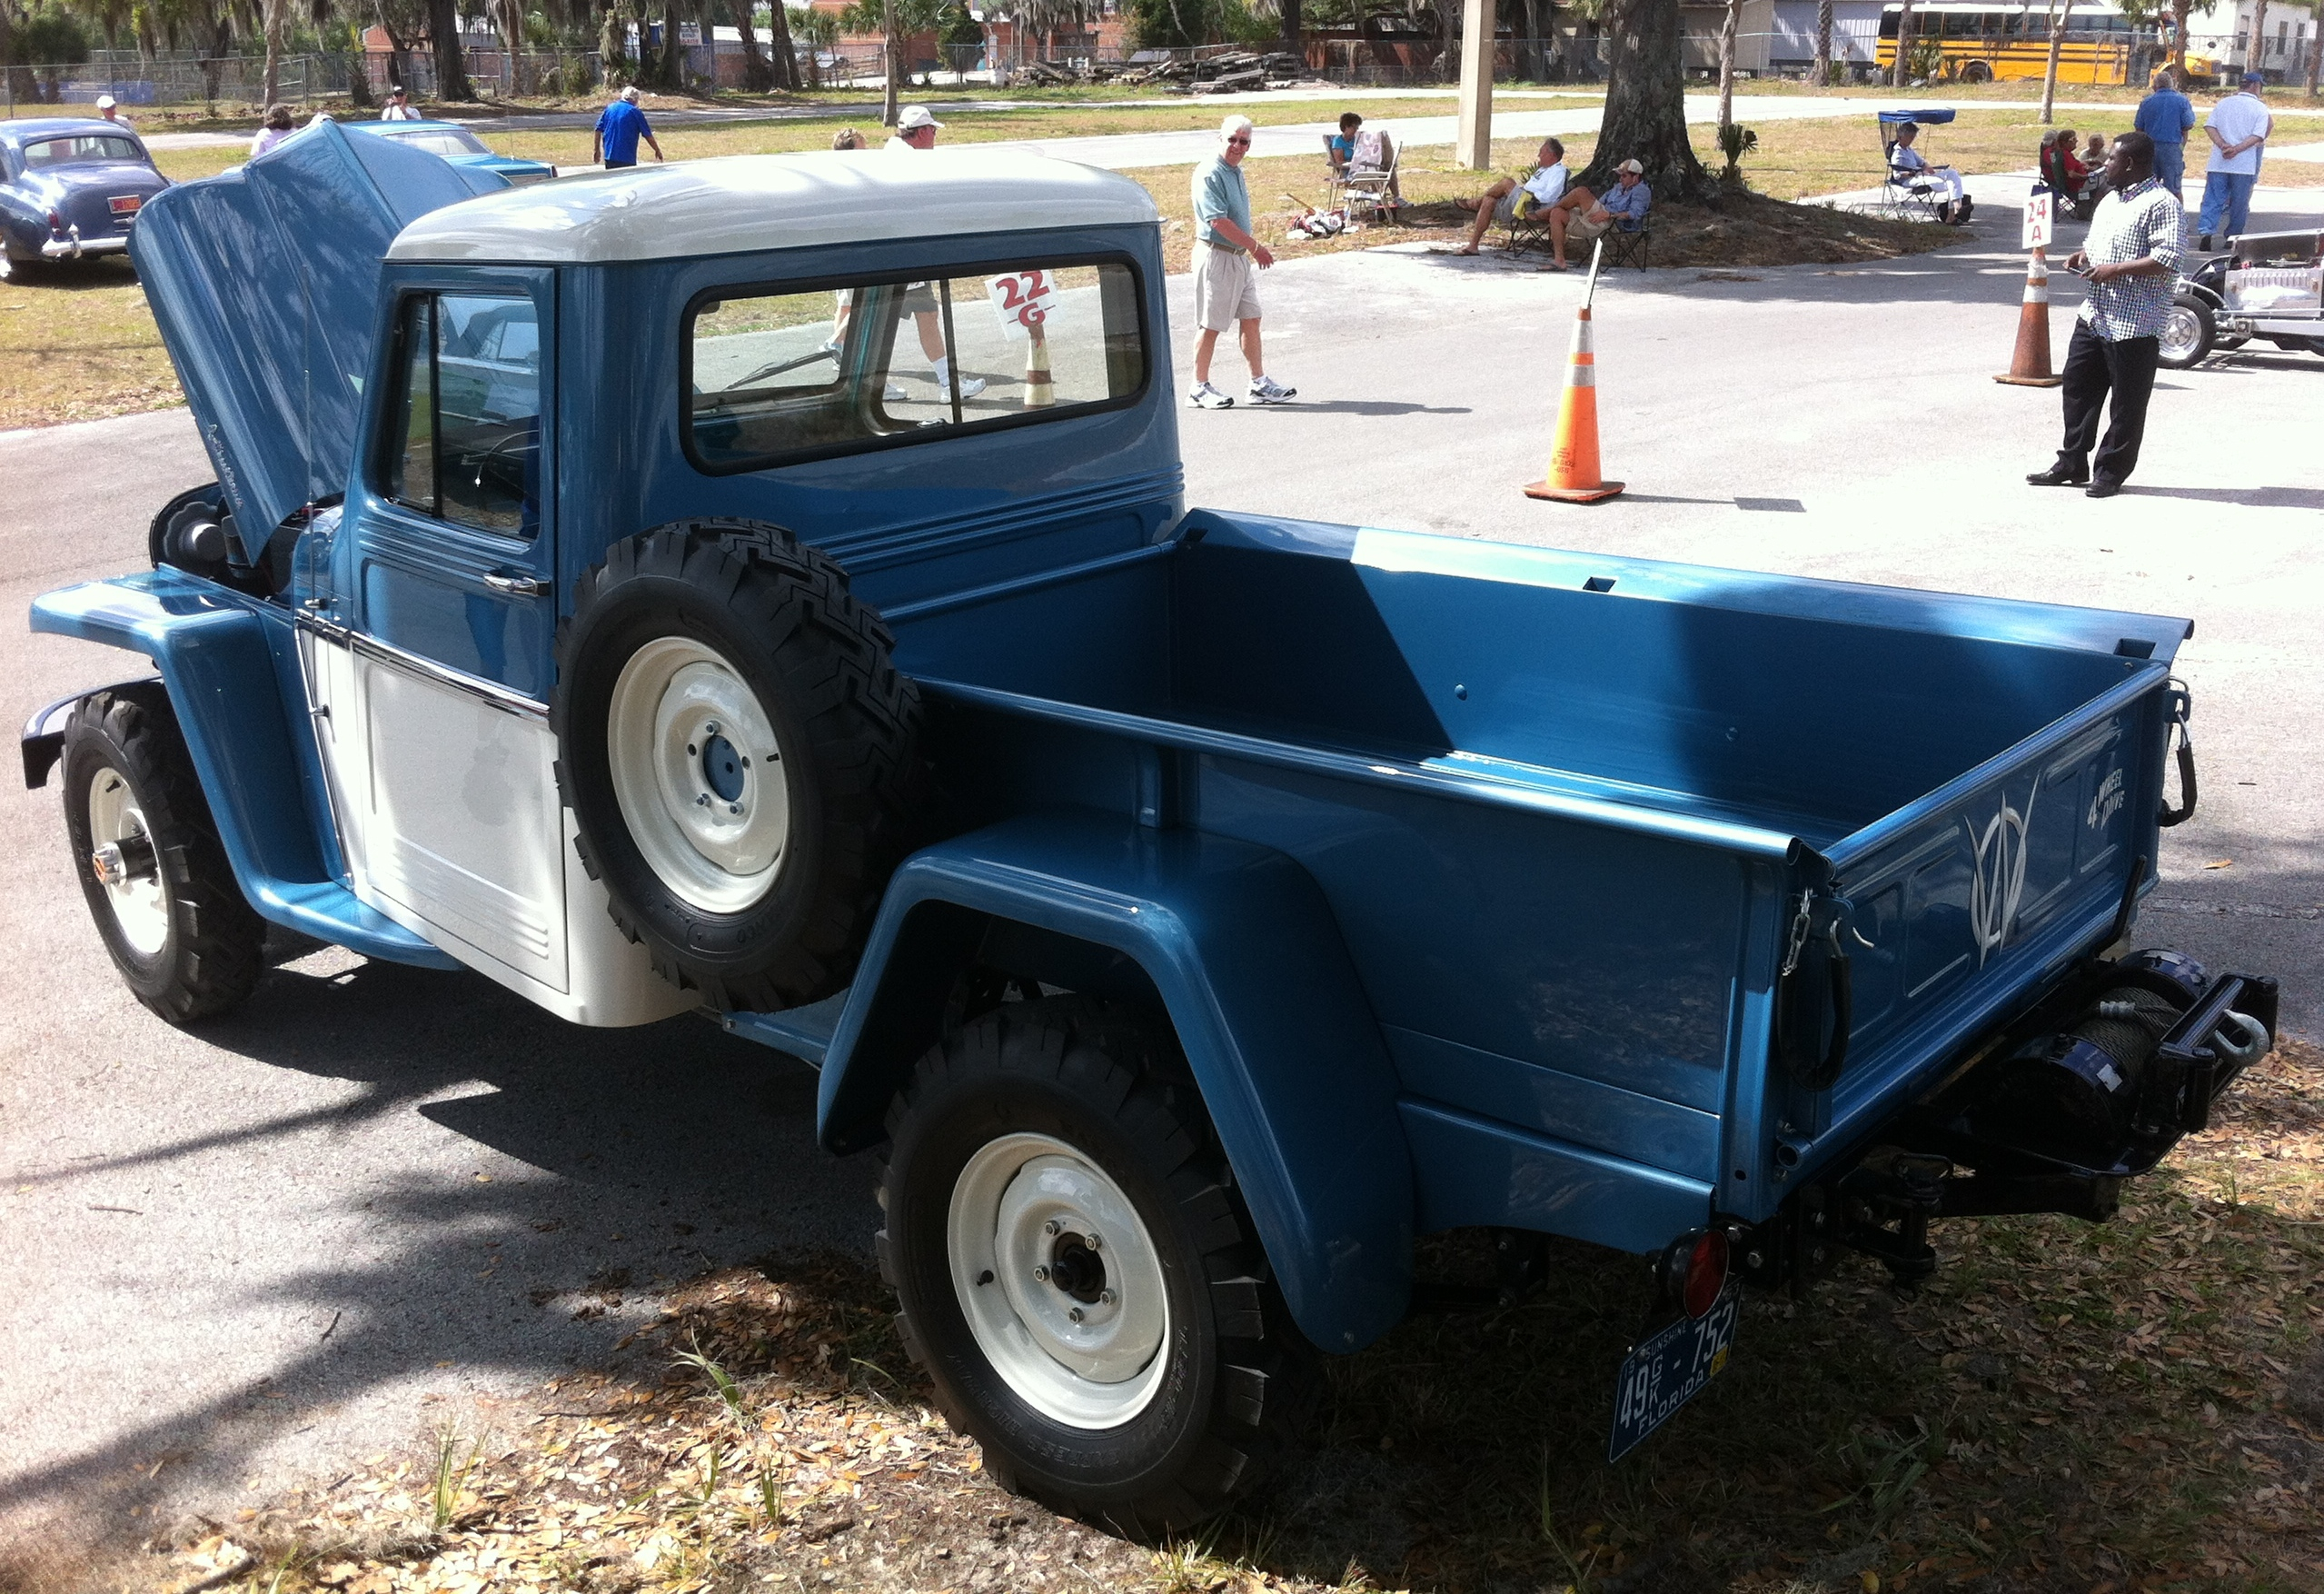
[{"x1": 319, "y1": 270, "x2": 571, "y2": 992}]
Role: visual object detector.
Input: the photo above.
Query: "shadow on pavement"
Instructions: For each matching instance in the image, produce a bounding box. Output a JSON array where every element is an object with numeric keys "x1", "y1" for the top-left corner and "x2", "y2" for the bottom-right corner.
[{"x1": 0, "y1": 951, "x2": 872, "y2": 1552}]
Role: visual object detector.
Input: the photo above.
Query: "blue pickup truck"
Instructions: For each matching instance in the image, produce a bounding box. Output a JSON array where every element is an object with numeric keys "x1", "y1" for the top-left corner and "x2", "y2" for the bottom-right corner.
[{"x1": 25, "y1": 124, "x2": 2277, "y2": 1529}]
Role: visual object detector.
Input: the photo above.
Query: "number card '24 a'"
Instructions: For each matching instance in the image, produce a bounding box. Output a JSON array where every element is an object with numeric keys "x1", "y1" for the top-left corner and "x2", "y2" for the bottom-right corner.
[{"x1": 987, "y1": 270, "x2": 1059, "y2": 341}]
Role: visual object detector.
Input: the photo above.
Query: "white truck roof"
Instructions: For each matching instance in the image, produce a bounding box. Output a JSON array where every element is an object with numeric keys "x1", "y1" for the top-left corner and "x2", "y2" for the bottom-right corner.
[{"x1": 386, "y1": 146, "x2": 1161, "y2": 264}]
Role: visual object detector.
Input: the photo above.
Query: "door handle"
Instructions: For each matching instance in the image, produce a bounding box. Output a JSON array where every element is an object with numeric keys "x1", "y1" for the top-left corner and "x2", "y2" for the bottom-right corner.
[{"x1": 482, "y1": 570, "x2": 550, "y2": 597}]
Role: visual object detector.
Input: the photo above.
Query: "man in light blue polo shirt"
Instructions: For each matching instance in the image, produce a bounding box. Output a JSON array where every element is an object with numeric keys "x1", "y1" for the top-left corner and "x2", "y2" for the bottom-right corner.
[
  {"x1": 2132, "y1": 69, "x2": 2196, "y2": 198},
  {"x1": 1187, "y1": 115, "x2": 1295, "y2": 410}
]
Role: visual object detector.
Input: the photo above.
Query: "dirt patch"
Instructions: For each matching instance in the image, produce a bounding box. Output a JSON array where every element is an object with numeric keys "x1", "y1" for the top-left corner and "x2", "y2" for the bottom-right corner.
[
  {"x1": 46, "y1": 1040, "x2": 2324, "y2": 1593},
  {"x1": 1373, "y1": 191, "x2": 1962, "y2": 272}
]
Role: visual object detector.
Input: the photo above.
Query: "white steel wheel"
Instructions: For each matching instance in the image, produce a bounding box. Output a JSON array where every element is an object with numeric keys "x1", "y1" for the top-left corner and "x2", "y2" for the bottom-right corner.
[
  {"x1": 84, "y1": 763, "x2": 170, "y2": 958},
  {"x1": 2158, "y1": 296, "x2": 2212, "y2": 368},
  {"x1": 605, "y1": 636, "x2": 791, "y2": 915},
  {"x1": 947, "y1": 1131, "x2": 1171, "y2": 1430}
]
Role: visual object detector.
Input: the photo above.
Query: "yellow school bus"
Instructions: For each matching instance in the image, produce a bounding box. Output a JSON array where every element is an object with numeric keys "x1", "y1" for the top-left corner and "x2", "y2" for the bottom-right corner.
[{"x1": 1876, "y1": 3, "x2": 2169, "y2": 85}]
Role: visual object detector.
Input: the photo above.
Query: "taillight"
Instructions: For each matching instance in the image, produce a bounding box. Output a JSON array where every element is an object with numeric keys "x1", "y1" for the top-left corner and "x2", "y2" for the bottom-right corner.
[
  {"x1": 46, "y1": 208, "x2": 64, "y2": 231},
  {"x1": 1683, "y1": 1230, "x2": 1730, "y2": 1318}
]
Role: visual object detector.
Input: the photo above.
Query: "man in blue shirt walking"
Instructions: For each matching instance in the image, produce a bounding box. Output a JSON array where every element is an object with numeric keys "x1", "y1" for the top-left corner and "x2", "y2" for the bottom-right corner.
[
  {"x1": 593, "y1": 86, "x2": 665, "y2": 170},
  {"x1": 2131, "y1": 69, "x2": 2196, "y2": 199}
]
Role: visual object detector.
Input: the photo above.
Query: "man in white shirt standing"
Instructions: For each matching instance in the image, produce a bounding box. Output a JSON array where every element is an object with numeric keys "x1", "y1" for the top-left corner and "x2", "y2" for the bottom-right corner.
[
  {"x1": 1451, "y1": 136, "x2": 1568, "y2": 257},
  {"x1": 381, "y1": 85, "x2": 421, "y2": 120},
  {"x1": 94, "y1": 95, "x2": 133, "y2": 131},
  {"x1": 2196, "y1": 73, "x2": 2270, "y2": 249},
  {"x1": 879, "y1": 106, "x2": 987, "y2": 401}
]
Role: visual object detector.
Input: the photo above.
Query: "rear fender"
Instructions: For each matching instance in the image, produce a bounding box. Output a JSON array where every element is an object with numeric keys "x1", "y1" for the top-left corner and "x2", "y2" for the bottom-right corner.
[
  {"x1": 814, "y1": 810, "x2": 1415, "y2": 1354},
  {"x1": 29, "y1": 570, "x2": 459, "y2": 969}
]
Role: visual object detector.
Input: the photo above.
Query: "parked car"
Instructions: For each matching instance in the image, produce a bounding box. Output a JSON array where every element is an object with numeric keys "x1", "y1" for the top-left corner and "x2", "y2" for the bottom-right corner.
[
  {"x1": 343, "y1": 117, "x2": 555, "y2": 184},
  {"x1": 0, "y1": 116, "x2": 170, "y2": 282},
  {"x1": 2160, "y1": 228, "x2": 2324, "y2": 368},
  {"x1": 25, "y1": 123, "x2": 2278, "y2": 1529}
]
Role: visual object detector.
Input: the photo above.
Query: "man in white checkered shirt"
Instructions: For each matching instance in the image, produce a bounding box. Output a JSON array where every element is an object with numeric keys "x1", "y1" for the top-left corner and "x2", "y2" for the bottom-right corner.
[{"x1": 2027, "y1": 131, "x2": 2184, "y2": 500}]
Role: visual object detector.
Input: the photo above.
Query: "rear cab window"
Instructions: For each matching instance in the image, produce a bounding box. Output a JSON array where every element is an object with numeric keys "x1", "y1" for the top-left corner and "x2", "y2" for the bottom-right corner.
[
  {"x1": 684, "y1": 255, "x2": 1147, "y2": 474},
  {"x1": 23, "y1": 135, "x2": 142, "y2": 168}
]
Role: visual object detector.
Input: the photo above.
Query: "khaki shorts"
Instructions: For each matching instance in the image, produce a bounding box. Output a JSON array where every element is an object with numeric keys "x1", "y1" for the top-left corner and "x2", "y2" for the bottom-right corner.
[
  {"x1": 1564, "y1": 211, "x2": 1614, "y2": 245},
  {"x1": 1192, "y1": 241, "x2": 1261, "y2": 332}
]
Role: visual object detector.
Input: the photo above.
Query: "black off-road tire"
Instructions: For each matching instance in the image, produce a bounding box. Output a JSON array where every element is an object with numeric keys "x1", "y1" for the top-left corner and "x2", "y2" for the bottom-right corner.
[
  {"x1": 552, "y1": 520, "x2": 920, "y2": 1012},
  {"x1": 877, "y1": 998, "x2": 1319, "y2": 1536},
  {"x1": 61, "y1": 687, "x2": 264, "y2": 1024}
]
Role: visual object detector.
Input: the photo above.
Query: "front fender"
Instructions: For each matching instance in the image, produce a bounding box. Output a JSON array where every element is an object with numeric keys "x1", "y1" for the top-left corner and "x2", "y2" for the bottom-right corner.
[
  {"x1": 816, "y1": 811, "x2": 1415, "y2": 1353},
  {"x1": 30, "y1": 570, "x2": 458, "y2": 969}
]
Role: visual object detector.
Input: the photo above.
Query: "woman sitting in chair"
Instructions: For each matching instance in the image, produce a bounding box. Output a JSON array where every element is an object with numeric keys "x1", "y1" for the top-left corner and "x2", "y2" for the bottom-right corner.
[
  {"x1": 2041, "y1": 130, "x2": 2104, "y2": 220},
  {"x1": 1891, "y1": 121, "x2": 1971, "y2": 224}
]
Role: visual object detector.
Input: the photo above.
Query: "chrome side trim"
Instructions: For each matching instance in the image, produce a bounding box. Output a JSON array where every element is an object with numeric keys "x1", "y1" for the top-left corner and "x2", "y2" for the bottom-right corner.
[{"x1": 293, "y1": 610, "x2": 550, "y2": 722}]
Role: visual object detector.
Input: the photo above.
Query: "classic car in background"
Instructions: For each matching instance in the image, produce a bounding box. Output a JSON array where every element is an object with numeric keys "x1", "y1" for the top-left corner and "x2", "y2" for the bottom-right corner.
[
  {"x1": 2160, "y1": 229, "x2": 2324, "y2": 368},
  {"x1": 343, "y1": 119, "x2": 556, "y2": 185},
  {"x1": 0, "y1": 117, "x2": 171, "y2": 282}
]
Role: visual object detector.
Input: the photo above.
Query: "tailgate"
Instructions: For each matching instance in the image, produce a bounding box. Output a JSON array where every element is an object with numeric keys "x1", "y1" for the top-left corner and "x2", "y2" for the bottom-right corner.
[{"x1": 1743, "y1": 660, "x2": 2189, "y2": 1209}]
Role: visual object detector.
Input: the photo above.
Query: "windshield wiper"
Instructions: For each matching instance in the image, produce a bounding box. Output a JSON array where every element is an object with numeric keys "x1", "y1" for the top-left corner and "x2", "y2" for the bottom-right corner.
[{"x1": 720, "y1": 346, "x2": 837, "y2": 393}]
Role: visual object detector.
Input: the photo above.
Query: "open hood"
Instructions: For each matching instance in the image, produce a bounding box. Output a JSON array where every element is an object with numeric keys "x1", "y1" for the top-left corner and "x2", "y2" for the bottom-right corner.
[{"x1": 131, "y1": 120, "x2": 508, "y2": 563}]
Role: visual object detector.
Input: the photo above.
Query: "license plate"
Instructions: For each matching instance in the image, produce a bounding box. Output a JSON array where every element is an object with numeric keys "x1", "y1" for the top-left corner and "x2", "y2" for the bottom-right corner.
[
  {"x1": 108, "y1": 194, "x2": 143, "y2": 215},
  {"x1": 1607, "y1": 1288, "x2": 1740, "y2": 1462}
]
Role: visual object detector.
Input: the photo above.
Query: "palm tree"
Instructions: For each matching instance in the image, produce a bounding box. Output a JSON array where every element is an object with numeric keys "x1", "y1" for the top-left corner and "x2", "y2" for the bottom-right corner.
[{"x1": 1812, "y1": 0, "x2": 1831, "y2": 83}]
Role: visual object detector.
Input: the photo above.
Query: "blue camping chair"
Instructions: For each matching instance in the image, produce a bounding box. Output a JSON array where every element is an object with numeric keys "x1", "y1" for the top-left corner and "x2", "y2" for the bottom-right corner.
[{"x1": 1877, "y1": 107, "x2": 1959, "y2": 224}]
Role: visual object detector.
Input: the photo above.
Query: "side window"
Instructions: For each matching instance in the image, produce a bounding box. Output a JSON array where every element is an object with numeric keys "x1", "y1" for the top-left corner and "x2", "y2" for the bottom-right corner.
[
  {"x1": 383, "y1": 292, "x2": 542, "y2": 538},
  {"x1": 687, "y1": 259, "x2": 1146, "y2": 473}
]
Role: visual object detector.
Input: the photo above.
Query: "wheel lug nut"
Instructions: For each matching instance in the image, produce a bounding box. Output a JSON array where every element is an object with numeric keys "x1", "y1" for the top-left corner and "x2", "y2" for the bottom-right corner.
[
  {"x1": 704, "y1": 722, "x2": 720, "y2": 734},
  {"x1": 696, "y1": 793, "x2": 710, "y2": 806},
  {"x1": 1043, "y1": 1220, "x2": 1061, "y2": 1236},
  {"x1": 1068, "y1": 1307, "x2": 1085, "y2": 1324},
  {"x1": 1099, "y1": 1289, "x2": 1115, "y2": 1305},
  {"x1": 1086, "y1": 1232, "x2": 1101, "y2": 1250},
  {"x1": 1032, "y1": 1265, "x2": 1048, "y2": 1283},
  {"x1": 728, "y1": 802, "x2": 741, "y2": 814}
]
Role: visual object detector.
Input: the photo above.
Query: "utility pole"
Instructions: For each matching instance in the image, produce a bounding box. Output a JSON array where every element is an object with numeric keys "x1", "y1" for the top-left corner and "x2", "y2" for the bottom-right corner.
[{"x1": 1455, "y1": 0, "x2": 1493, "y2": 169}]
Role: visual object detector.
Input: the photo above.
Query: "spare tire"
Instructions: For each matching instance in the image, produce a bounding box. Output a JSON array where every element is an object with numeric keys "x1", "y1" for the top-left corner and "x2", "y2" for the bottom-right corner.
[{"x1": 552, "y1": 521, "x2": 921, "y2": 1012}]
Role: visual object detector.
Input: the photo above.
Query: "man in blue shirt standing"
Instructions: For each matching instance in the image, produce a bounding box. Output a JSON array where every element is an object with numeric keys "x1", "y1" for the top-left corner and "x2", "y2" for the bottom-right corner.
[
  {"x1": 593, "y1": 86, "x2": 664, "y2": 170},
  {"x1": 2132, "y1": 69, "x2": 2196, "y2": 199}
]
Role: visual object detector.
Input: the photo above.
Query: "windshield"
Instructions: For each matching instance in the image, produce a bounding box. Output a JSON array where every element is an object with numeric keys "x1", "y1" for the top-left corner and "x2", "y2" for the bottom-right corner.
[
  {"x1": 385, "y1": 128, "x2": 492, "y2": 157},
  {"x1": 22, "y1": 134, "x2": 143, "y2": 169}
]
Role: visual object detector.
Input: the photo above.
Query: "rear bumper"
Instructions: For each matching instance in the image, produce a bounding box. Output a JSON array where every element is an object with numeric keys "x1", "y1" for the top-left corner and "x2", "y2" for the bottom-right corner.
[
  {"x1": 1732, "y1": 951, "x2": 2279, "y2": 1293},
  {"x1": 41, "y1": 234, "x2": 129, "y2": 260}
]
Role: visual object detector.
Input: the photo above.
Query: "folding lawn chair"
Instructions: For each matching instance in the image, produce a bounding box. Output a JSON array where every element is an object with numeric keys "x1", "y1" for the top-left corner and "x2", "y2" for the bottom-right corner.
[
  {"x1": 1330, "y1": 127, "x2": 1400, "y2": 223},
  {"x1": 1873, "y1": 107, "x2": 1955, "y2": 224}
]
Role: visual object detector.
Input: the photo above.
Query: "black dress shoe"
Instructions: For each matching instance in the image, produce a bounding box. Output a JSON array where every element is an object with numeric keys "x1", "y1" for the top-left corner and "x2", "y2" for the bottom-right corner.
[
  {"x1": 2028, "y1": 463, "x2": 2090, "y2": 486},
  {"x1": 2085, "y1": 480, "x2": 2122, "y2": 499}
]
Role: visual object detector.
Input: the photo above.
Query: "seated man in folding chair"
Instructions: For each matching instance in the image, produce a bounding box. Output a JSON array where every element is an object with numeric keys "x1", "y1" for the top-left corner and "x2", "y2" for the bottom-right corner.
[
  {"x1": 1891, "y1": 121, "x2": 1971, "y2": 224},
  {"x1": 1451, "y1": 135, "x2": 1568, "y2": 255},
  {"x1": 1326, "y1": 113, "x2": 1405, "y2": 215},
  {"x1": 1544, "y1": 157, "x2": 1652, "y2": 271}
]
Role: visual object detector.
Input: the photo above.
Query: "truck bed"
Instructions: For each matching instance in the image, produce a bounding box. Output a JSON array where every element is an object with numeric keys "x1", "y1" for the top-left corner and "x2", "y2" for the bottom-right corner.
[{"x1": 882, "y1": 513, "x2": 2192, "y2": 1237}]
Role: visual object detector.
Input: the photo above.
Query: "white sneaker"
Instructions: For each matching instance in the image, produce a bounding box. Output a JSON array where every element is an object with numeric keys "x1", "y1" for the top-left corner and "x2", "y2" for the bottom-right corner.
[
  {"x1": 883, "y1": 381, "x2": 909, "y2": 403},
  {"x1": 1187, "y1": 382, "x2": 1235, "y2": 409},
  {"x1": 956, "y1": 374, "x2": 988, "y2": 399},
  {"x1": 1247, "y1": 375, "x2": 1296, "y2": 404}
]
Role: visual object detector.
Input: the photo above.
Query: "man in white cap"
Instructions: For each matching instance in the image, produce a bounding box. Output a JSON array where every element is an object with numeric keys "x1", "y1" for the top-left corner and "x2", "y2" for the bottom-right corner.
[
  {"x1": 380, "y1": 85, "x2": 421, "y2": 121},
  {"x1": 1187, "y1": 115, "x2": 1294, "y2": 409},
  {"x1": 94, "y1": 94, "x2": 132, "y2": 131},
  {"x1": 879, "y1": 105, "x2": 987, "y2": 399},
  {"x1": 592, "y1": 85, "x2": 664, "y2": 169},
  {"x1": 888, "y1": 104, "x2": 942, "y2": 151},
  {"x1": 1542, "y1": 157, "x2": 1651, "y2": 272}
]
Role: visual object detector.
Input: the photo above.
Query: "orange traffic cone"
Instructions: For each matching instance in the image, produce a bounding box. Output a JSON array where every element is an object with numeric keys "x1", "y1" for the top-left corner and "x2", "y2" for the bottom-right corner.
[
  {"x1": 1994, "y1": 249, "x2": 2065, "y2": 387},
  {"x1": 1023, "y1": 324, "x2": 1055, "y2": 410},
  {"x1": 1524, "y1": 303, "x2": 1624, "y2": 503}
]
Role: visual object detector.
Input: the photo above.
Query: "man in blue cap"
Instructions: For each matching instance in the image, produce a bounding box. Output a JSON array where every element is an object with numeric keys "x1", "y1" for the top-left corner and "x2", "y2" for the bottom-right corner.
[{"x1": 2196, "y1": 73, "x2": 2270, "y2": 249}]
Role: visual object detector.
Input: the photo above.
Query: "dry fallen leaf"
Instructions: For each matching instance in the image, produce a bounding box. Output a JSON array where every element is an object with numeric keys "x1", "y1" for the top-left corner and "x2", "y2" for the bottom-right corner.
[{"x1": 2203, "y1": 859, "x2": 2234, "y2": 869}]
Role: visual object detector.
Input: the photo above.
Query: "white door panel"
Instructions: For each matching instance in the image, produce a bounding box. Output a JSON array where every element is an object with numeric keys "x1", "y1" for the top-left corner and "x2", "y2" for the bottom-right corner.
[{"x1": 361, "y1": 660, "x2": 568, "y2": 991}]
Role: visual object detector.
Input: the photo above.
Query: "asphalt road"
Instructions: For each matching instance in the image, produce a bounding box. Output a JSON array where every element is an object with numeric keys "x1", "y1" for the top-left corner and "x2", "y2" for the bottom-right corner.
[{"x1": 2, "y1": 185, "x2": 2319, "y2": 1560}]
